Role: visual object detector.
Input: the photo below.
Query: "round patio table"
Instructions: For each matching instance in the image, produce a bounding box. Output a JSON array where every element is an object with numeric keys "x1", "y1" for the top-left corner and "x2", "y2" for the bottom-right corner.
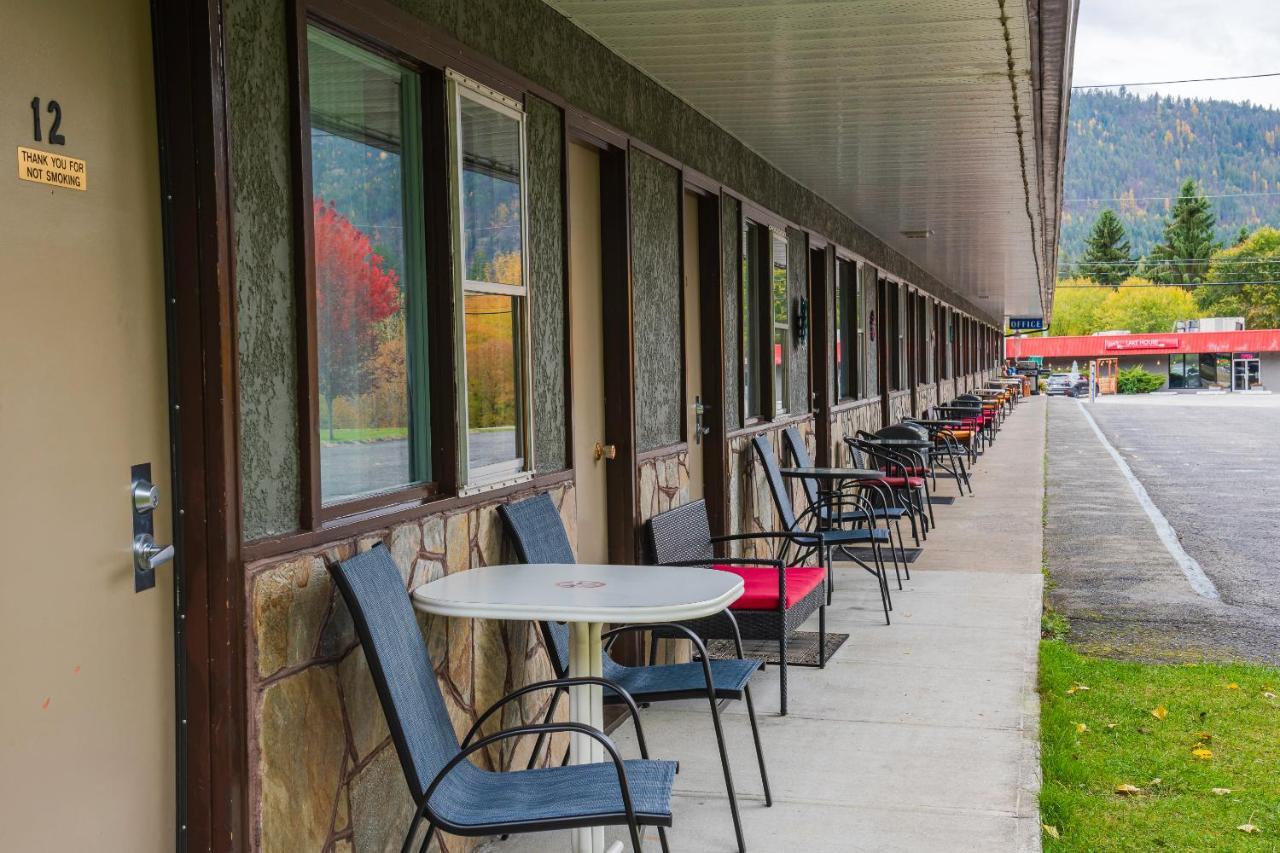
[{"x1": 412, "y1": 563, "x2": 743, "y2": 853}]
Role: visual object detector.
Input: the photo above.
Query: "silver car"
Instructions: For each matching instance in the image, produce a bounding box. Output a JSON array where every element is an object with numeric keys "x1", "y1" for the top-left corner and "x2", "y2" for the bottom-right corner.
[{"x1": 1045, "y1": 373, "x2": 1072, "y2": 396}]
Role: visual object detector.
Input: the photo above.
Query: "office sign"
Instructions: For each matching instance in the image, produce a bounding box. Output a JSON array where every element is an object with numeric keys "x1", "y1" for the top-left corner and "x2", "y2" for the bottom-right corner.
[
  {"x1": 1103, "y1": 337, "x2": 1178, "y2": 352},
  {"x1": 1008, "y1": 316, "x2": 1044, "y2": 331}
]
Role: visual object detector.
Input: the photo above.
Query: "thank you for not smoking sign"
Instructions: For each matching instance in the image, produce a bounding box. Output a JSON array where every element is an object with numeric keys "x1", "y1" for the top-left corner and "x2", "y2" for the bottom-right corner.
[{"x1": 17, "y1": 146, "x2": 87, "y2": 191}]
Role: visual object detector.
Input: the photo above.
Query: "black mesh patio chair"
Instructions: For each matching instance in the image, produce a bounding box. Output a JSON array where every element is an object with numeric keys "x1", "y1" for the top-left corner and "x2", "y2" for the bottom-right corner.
[
  {"x1": 846, "y1": 435, "x2": 929, "y2": 545},
  {"x1": 644, "y1": 499, "x2": 827, "y2": 717},
  {"x1": 780, "y1": 426, "x2": 910, "y2": 584},
  {"x1": 751, "y1": 435, "x2": 894, "y2": 623},
  {"x1": 875, "y1": 423, "x2": 937, "y2": 529},
  {"x1": 905, "y1": 415, "x2": 973, "y2": 495},
  {"x1": 498, "y1": 493, "x2": 770, "y2": 853},
  {"x1": 329, "y1": 545, "x2": 674, "y2": 853}
]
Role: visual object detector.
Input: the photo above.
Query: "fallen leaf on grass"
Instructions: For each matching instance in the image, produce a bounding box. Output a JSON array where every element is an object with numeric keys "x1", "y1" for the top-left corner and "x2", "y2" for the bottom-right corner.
[
  {"x1": 1191, "y1": 747, "x2": 1214, "y2": 759},
  {"x1": 1211, "y1": 788, "x2": 1232, "y2": 796},
  {"x1": 1263, "y1": 692, "x2": 1276, "y2": 700},
  {"x1": 1042, "y1": 824, "x2": 1060, "y2": 839},
  {"x1": 1238, "y1": 824, "x2": 1260, "y2": 834},
  {"x1": 1075, "y1": 722, "x2": 1089, "y2": 733},
  {"x1": 1066, "y1": 684, "x2": 1090, "y2": 695},
  {"x1": 1226, "y1": 682, "x2": 1240, "y2": 690},
  {"x1": 1115, "y1": 784, "x2": 1143, "y2": 796},
  {"x1": 1106, "y1": 723, "x2": 1119, "y2": 730},
  {"x1": 1137, "y1": 726, "x2": 1153, "y2": 735},
  {"x1": 1196, "y1": 731, "x2": 1213, "y2": 742},
  {"x1": 1148, "y1": 777, "x2": 1163, "y2": 787},
  {"x1": 1151, "y1": 706, "x2": 1168, "y2": 720}
]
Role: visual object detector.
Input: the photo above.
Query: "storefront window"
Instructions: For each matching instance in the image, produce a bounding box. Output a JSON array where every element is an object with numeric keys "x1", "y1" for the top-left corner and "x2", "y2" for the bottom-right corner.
[
  {"x1": 450, "y1": 73, "x2": 530, "y2": 487},
  {"x1": 307, "y1": 26, "x2": 425, "y2": 506}
]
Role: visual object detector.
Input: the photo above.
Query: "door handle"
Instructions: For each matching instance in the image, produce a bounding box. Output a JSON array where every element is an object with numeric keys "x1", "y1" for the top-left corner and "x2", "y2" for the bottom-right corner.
[
  {"x1": 133, "y1": 533, "x2": 175, "y2": 573},
  {"x1": 593, "y1": 441, "x2": 617, "y2": 461}
]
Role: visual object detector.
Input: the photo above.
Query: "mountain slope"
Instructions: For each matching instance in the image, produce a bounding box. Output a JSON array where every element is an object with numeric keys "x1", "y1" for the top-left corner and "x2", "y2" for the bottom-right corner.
[{"x1": 1059, "y1": 91, "x2": 1280, "y2": 266}]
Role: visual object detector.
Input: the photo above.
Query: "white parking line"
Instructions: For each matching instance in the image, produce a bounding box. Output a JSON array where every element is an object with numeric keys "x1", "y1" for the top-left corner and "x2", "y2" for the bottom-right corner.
[{"x1": 1076, "y1": 401, "x2": 1220, "y2": 600}]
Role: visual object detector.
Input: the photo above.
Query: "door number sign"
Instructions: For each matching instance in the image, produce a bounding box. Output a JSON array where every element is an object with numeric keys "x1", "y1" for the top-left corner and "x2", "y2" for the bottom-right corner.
[{"x1": 17, "y1": 96, "x2": 87, "y2": 192}]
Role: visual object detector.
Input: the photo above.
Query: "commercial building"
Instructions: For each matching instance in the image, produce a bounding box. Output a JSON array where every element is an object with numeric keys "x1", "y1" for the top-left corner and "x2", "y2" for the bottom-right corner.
[
  {"x1": 1006, "y1": 329, "x2": 1280, "y2": 391},
  {"x1": 2, "y1": 0, "x2": 1076, "y2": 849}
]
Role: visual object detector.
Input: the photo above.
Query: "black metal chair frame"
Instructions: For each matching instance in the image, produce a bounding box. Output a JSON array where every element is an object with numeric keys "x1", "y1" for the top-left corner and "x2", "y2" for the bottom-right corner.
[
  {"x1": 497, "y1": 494, "x2": 769, "y2": 853},
  {"x1": 847, "y1": 434, "x2": 932, "y2": 541},
  {"x1": 780, "y1": 426, "x2": 910, "y2": 587},
  {"x1": 644, "y1": 499, "x2": 828, "y2": 716},
  {"x1": 751, "y1": 434, "x2": 894, "y2": 624}
]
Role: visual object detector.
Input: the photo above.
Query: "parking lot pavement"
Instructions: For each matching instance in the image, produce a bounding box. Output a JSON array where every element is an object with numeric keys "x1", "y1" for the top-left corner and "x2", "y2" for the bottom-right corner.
[{"x1": 1046, "y1": 396, "x2": 1280, "y2": 664}]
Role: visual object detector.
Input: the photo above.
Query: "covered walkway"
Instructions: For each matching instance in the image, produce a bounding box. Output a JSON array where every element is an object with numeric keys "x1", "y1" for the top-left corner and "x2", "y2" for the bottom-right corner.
[{"x1": 520, "y1": 395, "x2": 1048, "y2": 852}]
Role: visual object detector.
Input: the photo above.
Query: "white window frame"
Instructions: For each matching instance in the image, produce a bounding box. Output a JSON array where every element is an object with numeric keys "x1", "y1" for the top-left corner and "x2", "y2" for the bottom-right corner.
[{"x1": 446, "y1": 70, "x2": 535, "y2": 493}]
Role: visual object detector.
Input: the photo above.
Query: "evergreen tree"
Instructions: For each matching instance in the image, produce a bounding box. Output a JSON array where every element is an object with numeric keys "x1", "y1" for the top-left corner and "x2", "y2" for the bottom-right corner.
[
  {"x1": 1147, "y1": 178, "x2": 1220, "y2": 285},
  {"x1": 1233, "y1": 225, "x2": 1251, "y2": 246},
  {"x1": 1077, "y1": 209, "x2": 1135, "y2": 286}
]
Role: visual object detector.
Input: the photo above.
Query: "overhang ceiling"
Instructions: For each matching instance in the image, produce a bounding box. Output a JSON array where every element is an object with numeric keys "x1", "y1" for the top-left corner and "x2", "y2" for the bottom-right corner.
[{"x1": 543, "y1": 0, "x2": 1076, "y2": 322}]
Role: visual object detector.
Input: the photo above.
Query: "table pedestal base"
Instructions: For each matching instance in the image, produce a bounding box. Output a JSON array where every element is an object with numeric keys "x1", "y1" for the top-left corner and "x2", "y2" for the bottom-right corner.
[{"x1": 568, "y1": 621, "x2": 605, "y2": 853}]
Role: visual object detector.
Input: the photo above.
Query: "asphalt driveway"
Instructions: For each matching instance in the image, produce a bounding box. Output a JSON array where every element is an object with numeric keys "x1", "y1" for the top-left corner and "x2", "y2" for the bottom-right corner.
[{"x1": 1045, "y1": 395, "x2": 1280, "y2": 664}]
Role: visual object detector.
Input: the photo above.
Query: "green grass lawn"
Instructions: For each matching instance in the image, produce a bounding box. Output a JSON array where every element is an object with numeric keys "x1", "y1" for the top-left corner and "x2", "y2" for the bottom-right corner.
[
  {"x1": 319, "y1": 426, "x2": 407, "y2": 444},
  {"x1": 1040, "y1": 640, "x2": 1280, "y2": 850}
]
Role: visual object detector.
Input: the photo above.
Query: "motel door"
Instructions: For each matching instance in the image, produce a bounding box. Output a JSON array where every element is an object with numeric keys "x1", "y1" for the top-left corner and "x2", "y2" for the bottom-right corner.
[{"x1": 0, "y1": 1, "x2": 177, "y2": 849}]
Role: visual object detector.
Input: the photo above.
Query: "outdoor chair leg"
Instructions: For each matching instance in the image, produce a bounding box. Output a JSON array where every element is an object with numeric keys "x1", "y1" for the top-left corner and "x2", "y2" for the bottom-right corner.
[
  {"x1": 401, "y1": 811, "x2": 426, "y2": 853},
  {"x1": 705, "y1": 684, "x2": 748, "y2": 853},
  {"x1": 778, "y1": 633, "x2": 788, "y2": 716},
  {"x1": 415, "y1": 823, "x2": 436, "y2": 853},
  {"x1": 658, "y1": 826, "x2": 670, "y2": 853},
  {"x1": 824, "y1": 544, "x2": 835, "y2": 605},
  {"x1": 818, "y1": 604, "x2": 827, "y2": 669},
  {"x1": 743, "y1": 684, "x2": 773, "y2": 807}
]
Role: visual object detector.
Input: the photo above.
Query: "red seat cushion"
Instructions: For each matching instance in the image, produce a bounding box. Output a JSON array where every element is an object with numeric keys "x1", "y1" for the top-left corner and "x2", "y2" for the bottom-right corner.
[
  {"x1": 712, "y1": 565, "x2": 826, "y2": 611},
  {"x1": 876, "y1": 476, "x2": 925, "y2": 489}
]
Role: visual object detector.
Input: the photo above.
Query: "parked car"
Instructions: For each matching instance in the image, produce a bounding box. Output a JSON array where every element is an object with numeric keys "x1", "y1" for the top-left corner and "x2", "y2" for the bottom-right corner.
[
  {"x1": 1064, "y1": 378, "x2": 1091, "y2": 397},
  {"x1": 1045, "y1": 373, "x2": 1072, "y2": 395}
]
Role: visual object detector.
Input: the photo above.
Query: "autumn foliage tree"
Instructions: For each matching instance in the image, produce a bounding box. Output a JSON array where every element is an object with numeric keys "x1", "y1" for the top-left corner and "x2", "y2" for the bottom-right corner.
[{"x1": 314, "y1": 199, "x2": 401, "y2": 438}]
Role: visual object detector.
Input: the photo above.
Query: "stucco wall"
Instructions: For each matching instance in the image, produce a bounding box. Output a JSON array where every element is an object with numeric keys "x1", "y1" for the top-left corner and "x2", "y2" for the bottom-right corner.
[
  {"x1": 527, "y1": 95, "x2": 568, "y2": 472},
  {"x1": 630, "y1": 149, "x2": 683, "y2": 452}
]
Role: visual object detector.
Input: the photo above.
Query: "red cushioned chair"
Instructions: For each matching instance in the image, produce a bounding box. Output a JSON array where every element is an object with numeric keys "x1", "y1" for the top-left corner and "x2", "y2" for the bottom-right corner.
[{"x1": 645, "y1": 499, "x2": 828, "y2": 716}]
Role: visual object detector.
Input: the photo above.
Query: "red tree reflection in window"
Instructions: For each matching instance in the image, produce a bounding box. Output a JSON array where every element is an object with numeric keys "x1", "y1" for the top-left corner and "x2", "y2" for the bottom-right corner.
[{"x1": 314, "y1": 198, "x2": 400, "y2": 439}]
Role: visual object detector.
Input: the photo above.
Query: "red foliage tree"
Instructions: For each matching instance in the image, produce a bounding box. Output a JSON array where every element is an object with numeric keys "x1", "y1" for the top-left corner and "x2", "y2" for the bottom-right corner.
[{"x1": 313, "y1": 198, "x2": 400, "y2": 438}]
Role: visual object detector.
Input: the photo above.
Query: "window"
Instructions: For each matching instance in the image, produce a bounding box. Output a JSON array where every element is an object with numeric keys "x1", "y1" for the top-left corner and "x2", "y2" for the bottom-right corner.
[
  {"x1": 448, "y1": 72, "x2": 532, "y2": 489},
  {"x1": 771, "y1": 229, "x2": 790, "y2": 415},
  {"x1": 742, "y1": 220, "x2": 763, "y2": 420},
  {"x1": 835, "y1": 258, "x2": 859, "y2": 400},
  {"x1": 307, "y1": 26, "x2": 427, "y2": 507}
]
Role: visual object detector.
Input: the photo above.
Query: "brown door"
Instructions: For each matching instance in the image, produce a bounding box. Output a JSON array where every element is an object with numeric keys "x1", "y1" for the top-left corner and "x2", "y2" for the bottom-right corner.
[
  {"x1": 0, "y1": 1, "x2": 176, "y2": 848},
  {"x1": 681, "y1": 190, "x2": 705, "y2": 499}
]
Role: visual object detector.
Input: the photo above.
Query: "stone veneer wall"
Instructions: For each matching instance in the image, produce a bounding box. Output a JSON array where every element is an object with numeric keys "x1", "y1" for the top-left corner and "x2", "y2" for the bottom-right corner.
[
  {"x1": 636, "y1": 447, "x2": 691, "y2": 523},
  {"x1": 939, "y1": 378, "x2": 957, "y2": 406},
  {"x1": 829, "y1": 399, "x2": 881, "y2": 465},
  {"x1": 917, "y1": 383, "x2": 938, "y2": 418},
  {"x1": 246, "y1": 482, "x2": 577, "y2": 853},
  {"x1": 887, "y1": 390, "x2": 913, "y2": 424},
  {"x1": 726, "y1": 417, "x2": 815, "y2": 558}
]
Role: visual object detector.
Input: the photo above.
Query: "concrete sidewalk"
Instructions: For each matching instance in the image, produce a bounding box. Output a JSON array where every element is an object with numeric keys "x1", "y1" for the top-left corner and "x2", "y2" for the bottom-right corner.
[{"x1": 512, "y1": 395, "x2": 1047, "y2": 852}]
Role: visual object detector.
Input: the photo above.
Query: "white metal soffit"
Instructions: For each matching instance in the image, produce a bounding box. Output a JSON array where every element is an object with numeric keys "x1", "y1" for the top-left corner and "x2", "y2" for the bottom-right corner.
[{"x1": 544, "y1": 0, "x2": 1065, "y2": 319}]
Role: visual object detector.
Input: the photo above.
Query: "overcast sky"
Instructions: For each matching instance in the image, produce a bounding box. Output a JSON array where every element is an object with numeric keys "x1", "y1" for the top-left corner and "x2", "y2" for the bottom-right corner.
[{"x1": 1072, "y1": 0, "x2": 1280, "y2": 110}]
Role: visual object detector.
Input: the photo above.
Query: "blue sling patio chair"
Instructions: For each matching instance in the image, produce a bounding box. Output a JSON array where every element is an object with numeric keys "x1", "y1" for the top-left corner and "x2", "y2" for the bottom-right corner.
[
  {"x1": 781, "y1": 425, "x2": 910, "y2": 586},
  {"x1": 751, "y1": 434, "x2": 895, "y2": 623},
  {"x1": 498, "y1": 492, "x2": 771, "y2": 853},
  {"x1": 329, "y1": 544, "x2": 675, "y2": 853}
]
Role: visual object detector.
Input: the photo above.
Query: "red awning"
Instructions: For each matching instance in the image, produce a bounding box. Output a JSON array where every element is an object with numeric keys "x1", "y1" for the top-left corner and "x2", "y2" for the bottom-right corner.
[{"x1": 1005, "y1": 329, "x2": 1280, "y2": 359}]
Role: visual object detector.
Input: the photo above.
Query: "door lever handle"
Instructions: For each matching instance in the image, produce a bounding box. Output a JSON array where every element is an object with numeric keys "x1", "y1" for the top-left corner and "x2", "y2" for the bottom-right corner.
[{"x1": 133, "y1": 533, "x2": 175, "y2": 574}]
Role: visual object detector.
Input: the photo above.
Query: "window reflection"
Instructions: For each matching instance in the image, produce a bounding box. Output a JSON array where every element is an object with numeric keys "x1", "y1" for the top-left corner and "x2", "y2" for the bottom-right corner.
[{"x1": 308, "y1": 26, "x2": 419, "y2": 505}]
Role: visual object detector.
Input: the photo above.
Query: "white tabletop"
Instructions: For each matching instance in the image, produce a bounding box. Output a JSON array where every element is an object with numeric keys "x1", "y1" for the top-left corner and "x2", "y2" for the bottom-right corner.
[{"x1": 411, "y1": 563, "x2": 743, "y2": 623}]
